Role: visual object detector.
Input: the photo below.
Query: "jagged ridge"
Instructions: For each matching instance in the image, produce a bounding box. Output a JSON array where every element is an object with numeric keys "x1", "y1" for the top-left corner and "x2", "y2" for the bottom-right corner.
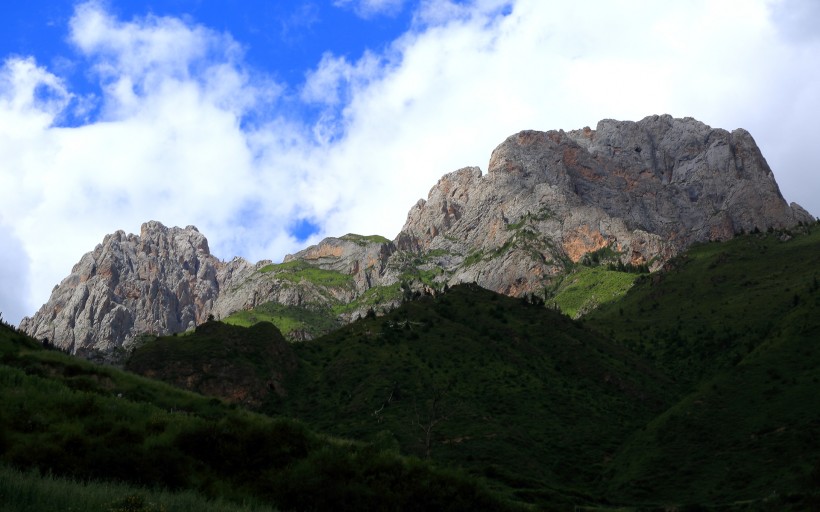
[{"x1": 21, "y1": 115, "x2": 814, "y2": 355}]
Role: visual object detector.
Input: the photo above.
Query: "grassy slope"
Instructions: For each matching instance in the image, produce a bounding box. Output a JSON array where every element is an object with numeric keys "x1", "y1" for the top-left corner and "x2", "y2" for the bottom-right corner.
[
  {"x1": 550, "y1": 266, "x2": 640, "y2": 319},
  {"x1": 13, "y1": 225, "x2": 820, "y2": 509},
  {"x1": 125, "y1": 321, "x2": 298, "y2": 407},
  {"x1": 0, "y1": 322, "x2": 522, "y2": 512},
  {"x1": 224, "y1": 255, "x2": 406, "y2": 340},
  {"x1": 586, "y1": 226, "x2": 820, "y2": 507},
  {"x1": 186, "y1": 228, "x2": 820, "y2": 509},
  {"x1": 265, "y1": 285, "x2": 674, "y2": 507},
  {"x1": 587, "y1": 225, "x2": 820, "y2": 383},
  {"x1": 126, "y1": 284, "x2": 672, "y2": 507},
  {"x1": 0, "y1": 463, "x2": 276, "y2": 512},
  {"x1": 223, "y1": 301, "x2": 341, "y2": 338}
]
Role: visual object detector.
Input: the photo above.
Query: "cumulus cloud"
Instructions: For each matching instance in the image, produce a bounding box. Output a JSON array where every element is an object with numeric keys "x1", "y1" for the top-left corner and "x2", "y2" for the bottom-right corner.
[
  {"x1": 0, "y1": 2, "x2": 326, "y2": 319},
  {"x1": 2, "y1": 0, "x2": 819, "y2": 322},
  {"x1": 314, "y1": 0, "x2": 820, "y2": 237}
]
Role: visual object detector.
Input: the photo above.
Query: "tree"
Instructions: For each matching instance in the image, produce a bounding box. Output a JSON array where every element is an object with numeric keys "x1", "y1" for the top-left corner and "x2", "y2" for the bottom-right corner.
[{"x1": 414, "y1": 387, "x2": 453, "y2": 459}]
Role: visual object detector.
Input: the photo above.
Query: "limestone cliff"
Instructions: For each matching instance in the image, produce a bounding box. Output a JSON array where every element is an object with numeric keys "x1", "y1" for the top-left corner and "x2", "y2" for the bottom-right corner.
[
  {"x1": 20, "y1": 115, "x2": 814, "y2": 356},
  {"x1": 19, "y1": 222, "x2": 253, "y2": 357},
  {"x1": 395, "y1": 115, "x2": 813, "y2": 296}
]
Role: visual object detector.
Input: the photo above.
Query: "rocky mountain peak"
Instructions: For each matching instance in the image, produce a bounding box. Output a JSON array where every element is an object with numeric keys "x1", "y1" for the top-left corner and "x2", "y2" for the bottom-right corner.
[
  {"x1": 398, "y1": 114, "x2": 812, "y2": 295},
  {"x1": 20, "y1": 115, "x2": 814, "y2": 357},
  {"x1": 20, "y1": 221, "x2": 228, "y2": 358}
]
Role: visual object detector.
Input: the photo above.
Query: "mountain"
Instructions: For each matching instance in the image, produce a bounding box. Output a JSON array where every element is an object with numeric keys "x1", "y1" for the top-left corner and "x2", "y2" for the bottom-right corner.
[
  {"x1": 20, "y1": 114, "x2": 814, "y2": 356},
  {"x1": 123, "y1": 225, "x2": 820, "y2": 509},
  {"x1": 18, "y1": 222, "x2": 251, "y2": 359}
]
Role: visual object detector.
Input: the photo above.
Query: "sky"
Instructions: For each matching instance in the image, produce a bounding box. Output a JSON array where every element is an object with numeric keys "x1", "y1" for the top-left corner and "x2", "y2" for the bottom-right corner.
[{"x1": 1, "y1": 0, "x2": 819, "y2": 325}]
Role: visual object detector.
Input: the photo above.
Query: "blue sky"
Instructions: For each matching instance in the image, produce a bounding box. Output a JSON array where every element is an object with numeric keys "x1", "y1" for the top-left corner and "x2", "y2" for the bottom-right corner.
[
  {"x1": 1, "y1": 1, "x2": 419, "y2": 128},
  {"x1": 1, "y1": 0, "x2": 819, "y2": 325}
]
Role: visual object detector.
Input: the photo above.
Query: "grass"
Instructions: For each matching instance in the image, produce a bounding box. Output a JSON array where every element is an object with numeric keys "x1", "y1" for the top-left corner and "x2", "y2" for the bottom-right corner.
[
  {"x1": 256, "y1": 260, "x2": 353, "y2": 288},
  {"x1": 0, "y1": 321, "x2": 525, "y2": 512},
  {"x1": 127, "y1": 285, "x2": 674, "y2": 507},
  {"x1": 550, "y1": 266, "x2": 640, "y2": 318},
  {"x1": 339, "y1": 233, "x2": 391, "y2": 246},
  {"x1": 586, "y1": 225, "x2": 820, "y2": 506},
  {"x1": 586, "y1": 225, "x2": 820, "y2": 383},
  {"x1": 332, "y1": 282, "x2": 404, "y2": 316},
  {"x1": 125, "y1": 320, "x2": 298, "y2": 407},
  {"x1": 462, "y1": 250, "x2": 484, "y2": 267},
  {"x1": 258, "y1": 284, "x2": 673, "y2": 507},
  {"x1": 124, "y1": 225, "x2": 820, "y2": 509},
  {"x1": 224, "y1": 302, "x2": 340, "y2": 340},
  {"x1": 0, "y1": 463, "x2": 277, "y2": 512},
  {"x1": 8, "y1": 224, "x2": 820, "y2": 510}
]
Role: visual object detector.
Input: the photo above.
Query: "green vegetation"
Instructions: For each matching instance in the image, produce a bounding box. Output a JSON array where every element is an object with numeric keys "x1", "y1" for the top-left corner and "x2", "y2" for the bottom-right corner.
[
  {"x1": 0, "y1": 321, "x2": 523, "y2": 511},
  {"x1": 140, "y1": 285, "x2": 671, "y2": 508},
  {"x1": 587, "y1": 226, "x2": 820, "y2": 383},
  {"x1": 257, "y1": 260, "x2": 353, "y2": 287},
  {"x1": 462, "y1": 249, "x2": 484, "y2": 267},
  {"x1": 333, "y1": 282, "x2": 404, "y2": 315},
  {"x1": 505, "y1": 206, "x2": 555, "y2": 231},
  {"x1": 550, "y1": 266, "x2": 640, "y2": 318},
  {"x1": 0, "y1": 463, "x2": 276, "y2": 512},
  {"x1": 125, "y1": 321, "x2": 297, "y2": 406},
  {"x1": 340, "y1": 233, "x2": 391, "y2": 246},
  {"x1": 586, "y1": 226, "x2": 820, "y2": 506},
  {"x1": 124, "y1": 226, "x2": 820, "y2": 509},
  {"x1": 6, "y1": 224, "x2": 820, "y2": 510},
  {"x1": 271, "y1": 285, "x2": 673, "y2": 508},
  {"x1": 224, "y1": 301, "x2": 340, "y2": 339}
]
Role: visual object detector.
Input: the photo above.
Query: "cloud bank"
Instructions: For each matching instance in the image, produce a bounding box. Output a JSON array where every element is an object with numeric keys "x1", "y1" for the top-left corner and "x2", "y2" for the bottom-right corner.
[{"x1": 1, "y1": 0, "x2": 818, "y2": 325}]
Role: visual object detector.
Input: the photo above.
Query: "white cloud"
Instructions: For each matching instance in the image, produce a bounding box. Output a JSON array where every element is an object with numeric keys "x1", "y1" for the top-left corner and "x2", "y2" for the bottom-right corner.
[
  {"x1": 0, "y1": 2, "x2": 327, "y2": 320},
  {"x1": 2, "y1": 0, "x2": 819, "y2": 323},
  {"x1": 314, "y1": 0, "x2": 820, "y2": 238},
  {"x1": 0, "y1": 218, "x2": 30, "y2": 326},
  {"x1": 334, "y1": 0, "x2": 407, "y2": 18}
]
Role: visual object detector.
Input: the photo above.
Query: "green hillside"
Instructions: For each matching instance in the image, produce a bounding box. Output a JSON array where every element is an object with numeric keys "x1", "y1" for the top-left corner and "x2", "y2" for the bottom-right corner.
[
  {"x1": 128, "y1": 284, "x2": 675, "y2": 507},
  {"x1": 586, "y1": 224, "x2": 820, "y2": 384},
  {"x1": 586, "y1": 225, "x2": 820, "y2": 506},
  {"x1": 0, "y1": 320, "x2": 522, "y2": 512},
  {"x1": 8, "y1": 224, "x2": 820, "y2": 510}
]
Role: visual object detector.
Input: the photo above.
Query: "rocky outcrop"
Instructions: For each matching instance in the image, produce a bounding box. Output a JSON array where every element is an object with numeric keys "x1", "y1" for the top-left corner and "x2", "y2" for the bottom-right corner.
[
  {"x1": 284, "y1": 234, "x2": 396, "y2": 292},
  {"x1": 20, "y1": 115, "x2": 813, "y2": 357},
  {"x1": 19, "y1": 221, "x2": 253, "y2": 356},
  {"x1": 396, "y1": 115, "x2": 813, "y2": 296},
  {"x1": 207, "y1": 234, "x2": 399, "y2": 326}
]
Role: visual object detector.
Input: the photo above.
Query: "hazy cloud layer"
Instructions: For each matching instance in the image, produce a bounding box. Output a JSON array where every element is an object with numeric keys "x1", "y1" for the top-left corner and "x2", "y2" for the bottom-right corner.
[
  {"x1": 334, "y1": 0, "x2": 408, "y2": 18},
  {"x1": 0, "y1": 218, "x2": 30, "y2": 325},
  {"x1": 1, "y1": 0, "x2": 818, "y2": 324}
]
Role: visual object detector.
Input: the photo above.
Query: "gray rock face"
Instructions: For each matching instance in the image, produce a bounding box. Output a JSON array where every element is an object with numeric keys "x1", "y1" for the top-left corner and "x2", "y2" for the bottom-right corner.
[
  {"x1": 395, "y1": 115, "x2": 813, "y2": 295},
  {"x1": 283, "y1": 234, "x2": 397, "y2": 292},
  {"x1": 19, "y1": 221, "x2": 253, "y2": 356},
  {"x1": 208, "y1": 234, "x2": 401, "y2": 329},
  {"x1": 20, "y1": 115, "x2": 813, "y2": 356}
]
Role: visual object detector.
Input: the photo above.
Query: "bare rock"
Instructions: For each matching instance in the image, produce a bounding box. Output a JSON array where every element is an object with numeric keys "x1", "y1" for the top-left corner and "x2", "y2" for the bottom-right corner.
[
  {"x1": 395, "y1": 115, "x2": 812, "y2": 296},
  {"x1": 20, "y1": 221, "x2": 241, "y2": 355},
  {"x1": 20, "y1": 115, "x2": 812, "y2": 356}
]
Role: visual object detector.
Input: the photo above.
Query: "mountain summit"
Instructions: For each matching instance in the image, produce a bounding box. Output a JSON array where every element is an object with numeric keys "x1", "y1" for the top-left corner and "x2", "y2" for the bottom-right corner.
[{"x1": 21, "y1": 115, "x2": 814, "y2": 356}]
